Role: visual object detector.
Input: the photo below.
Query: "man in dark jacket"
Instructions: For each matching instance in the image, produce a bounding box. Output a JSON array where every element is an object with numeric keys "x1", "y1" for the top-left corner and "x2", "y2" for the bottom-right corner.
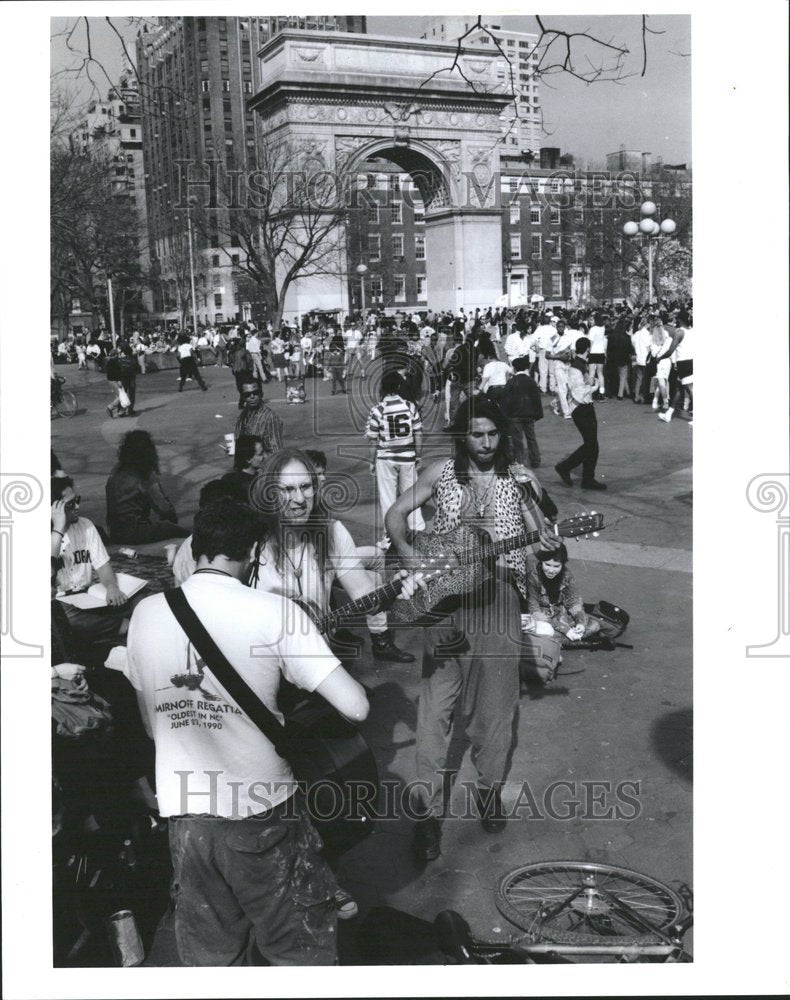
[
  {"x1": 498, "y1": 355, "x2": 543, "y2": 468},
  {"x1": 117, "y1": 343, "x2": 141, "y2": 415}
]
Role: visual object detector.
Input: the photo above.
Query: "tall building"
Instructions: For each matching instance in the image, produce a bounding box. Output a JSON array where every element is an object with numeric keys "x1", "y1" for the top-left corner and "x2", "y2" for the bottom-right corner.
[
  {"x1": 68, "y1": 70, "x2": 153, "y2": 324},
  {"x1": 418, "y1": 16, "x2": 541, "y2": 156},
  {"x1": 136, "y1": 16, "x2": 367, "y2": 325},
  {"x1": 258, "y1": 15, "x2": 366, "y2": 42}
]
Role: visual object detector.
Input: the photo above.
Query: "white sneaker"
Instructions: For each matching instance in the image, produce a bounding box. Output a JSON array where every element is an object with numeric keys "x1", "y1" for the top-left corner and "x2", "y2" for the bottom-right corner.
[
  {"x1": 658, "y1": 410, "x2": 673, "y2": 423},
  {"x1": 651, "y1": 398, "x2": 659, "y2": 410}
]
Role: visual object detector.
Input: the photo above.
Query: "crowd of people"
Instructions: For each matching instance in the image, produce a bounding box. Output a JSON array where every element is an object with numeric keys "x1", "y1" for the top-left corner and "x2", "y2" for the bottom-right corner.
[{"x1": 50, "y1": 295, "x2": 692, "y2": 967}]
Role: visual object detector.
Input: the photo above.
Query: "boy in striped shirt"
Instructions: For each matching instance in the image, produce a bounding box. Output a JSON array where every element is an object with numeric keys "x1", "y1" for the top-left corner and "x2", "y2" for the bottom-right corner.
[{"x1": 366, "y1": 372, "x2": 425, "y2": 532}]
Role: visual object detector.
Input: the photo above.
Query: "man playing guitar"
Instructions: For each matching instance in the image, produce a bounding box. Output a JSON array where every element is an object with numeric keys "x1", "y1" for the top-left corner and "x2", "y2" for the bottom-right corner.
[{"x1": 386, "y1": 397, "x2": 561, "y2": 861}]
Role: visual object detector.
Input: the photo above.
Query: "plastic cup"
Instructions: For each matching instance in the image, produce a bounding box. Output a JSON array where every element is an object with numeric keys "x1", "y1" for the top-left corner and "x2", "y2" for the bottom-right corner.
[{"x1": 224, "y1": 433, "x2": 235, "y2": 456}]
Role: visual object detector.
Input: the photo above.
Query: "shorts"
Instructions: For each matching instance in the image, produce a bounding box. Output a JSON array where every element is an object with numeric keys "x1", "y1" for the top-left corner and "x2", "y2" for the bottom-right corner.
[
  {"x1": 656, "y1": 358, "x2": 672, "y2": 380},
  {"x1": 588, "y1": 353, "x2": 605, "y2": 365},
  {"x1": 273, "y1": 354, "x2": 287, "y2": 370},
  {"x1": 676, "y1": 359, "x2": 693, "y2": 384}
]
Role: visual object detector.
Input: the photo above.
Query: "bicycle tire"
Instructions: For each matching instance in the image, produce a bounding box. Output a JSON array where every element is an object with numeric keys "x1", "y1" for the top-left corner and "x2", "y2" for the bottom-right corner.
[
  {"x1": 497, "y1": 860, "x2": 686, "y2": 947},
  {"x1": 57, "y1": 391, "x2": 78, "y2": 417}
]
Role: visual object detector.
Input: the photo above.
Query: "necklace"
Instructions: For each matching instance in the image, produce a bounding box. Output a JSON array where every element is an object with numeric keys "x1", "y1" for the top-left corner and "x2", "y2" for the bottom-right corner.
[
  {"x1": 282, "y1": 540, "x2": 308, "y2": 595},
  {"x1": 193, "y1": 568, "x2": 233, "y2": 577},
  {"x1": 468, "y1": 473, "x2": 497, "y2": 519}
]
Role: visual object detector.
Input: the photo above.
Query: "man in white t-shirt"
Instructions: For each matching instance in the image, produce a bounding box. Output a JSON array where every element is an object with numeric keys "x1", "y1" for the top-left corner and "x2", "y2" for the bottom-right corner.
[
  {"x1": 546, "y1": 319, "x2": 576, "y2": 418},
  {"x1": 127, "y1": 499, "x2": 368, "y2": 966},
  {"x1": 532, "y1": 315, "x2": 557, "y2": 393},
  {"x1": 246, "y1": 330, "x2": 268, "y2": 385},
  {"x1": 51, "y1": 476, "x2": 130, "y2": 659},
  {"x1": 630, "y1": 317, "x2": 653, "y2": 404}
]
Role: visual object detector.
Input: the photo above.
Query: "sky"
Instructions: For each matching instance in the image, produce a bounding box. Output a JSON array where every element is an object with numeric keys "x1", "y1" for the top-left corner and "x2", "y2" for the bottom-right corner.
[{"x1": 50, "y1": 13, "x2": 691, "y2": 165}]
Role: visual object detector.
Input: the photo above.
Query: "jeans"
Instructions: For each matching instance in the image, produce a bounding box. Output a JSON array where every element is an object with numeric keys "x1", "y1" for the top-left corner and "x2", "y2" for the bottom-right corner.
[
  {"x1": 507, "y1": 418, "x2": 541, "y2": 468},
  {"x1": 557, "y1": 403, "x2": 599, "y2": 483},
  {"x1": 448, "y1": 380, "x2": 472, "y2": 423},
  {"x1": 168, "y1": 797, "x2": 337, "y2": 966}
]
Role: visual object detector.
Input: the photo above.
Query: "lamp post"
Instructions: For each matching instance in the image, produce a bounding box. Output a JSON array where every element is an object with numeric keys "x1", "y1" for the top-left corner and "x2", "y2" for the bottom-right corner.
[
  {"x1": 504, "y1": 259, "x2": 513, "y2": 310},
  {"x1": 356, "y1": 263, "x2": 368, "y2": 325},
  {"x1": 185, "y1": 199, "x2": 199, "y2": 338},
  {"x1": 622, "y1": 200, "x2": 676, "y2": 305}
]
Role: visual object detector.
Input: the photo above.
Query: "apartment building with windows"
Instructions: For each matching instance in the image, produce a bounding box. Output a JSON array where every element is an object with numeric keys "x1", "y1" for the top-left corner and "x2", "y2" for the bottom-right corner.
[{"x1": 418, "y1": 16, "x2": 541, "y2": 156}]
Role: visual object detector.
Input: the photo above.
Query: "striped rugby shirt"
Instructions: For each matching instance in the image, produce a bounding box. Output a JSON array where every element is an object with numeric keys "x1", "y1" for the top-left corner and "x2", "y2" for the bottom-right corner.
[{"x1": 366, "y1": 394, "x2": 422, "y2": 463}]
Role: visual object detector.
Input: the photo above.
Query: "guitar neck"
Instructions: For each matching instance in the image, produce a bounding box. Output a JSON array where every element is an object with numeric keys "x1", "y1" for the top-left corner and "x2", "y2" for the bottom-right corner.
[
  {"x1": 317, "y1": 577, "x2": 404, "y2": 634},
  {"x1": 465, "y1": 528, "x2": 542, "y2": 563}
]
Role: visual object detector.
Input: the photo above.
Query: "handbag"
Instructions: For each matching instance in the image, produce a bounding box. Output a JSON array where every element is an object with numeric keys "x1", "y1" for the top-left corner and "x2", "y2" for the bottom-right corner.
[
  {"x1": 117, "y1": 386, "x2": 131, "y2": 409},
  {"x1": 163, "y1": 588, "x2": 378, "y2": 855},
  {"x1": 51, "y1": 676, "x2": 114, "y2": 739}
]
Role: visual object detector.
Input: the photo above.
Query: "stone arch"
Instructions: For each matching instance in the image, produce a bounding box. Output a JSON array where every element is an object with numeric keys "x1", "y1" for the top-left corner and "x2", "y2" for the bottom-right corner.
[{"x1": 336, "y1": 137, "x2": 458, "y2": 212}]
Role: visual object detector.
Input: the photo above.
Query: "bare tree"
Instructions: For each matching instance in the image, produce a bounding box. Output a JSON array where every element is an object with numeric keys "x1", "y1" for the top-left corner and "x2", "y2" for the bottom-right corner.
[{"x1": 187, "y1": 142, "x2": 349, "y2": 332}]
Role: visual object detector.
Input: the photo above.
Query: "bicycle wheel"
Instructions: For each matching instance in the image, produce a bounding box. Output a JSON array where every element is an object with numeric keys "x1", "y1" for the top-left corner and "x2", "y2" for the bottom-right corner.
[
  {"x1": 497, "y1": 861, "x2": 685, "y2": 947},
  {"x1": 57, "y1": 391, "x2": 78, "y2": 418}
]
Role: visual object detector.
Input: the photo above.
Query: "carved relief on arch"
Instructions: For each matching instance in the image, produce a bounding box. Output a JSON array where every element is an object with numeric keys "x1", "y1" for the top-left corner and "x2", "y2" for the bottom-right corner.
[{"x1": 334, "y1": 135, "x2": 372, "y2": 175}]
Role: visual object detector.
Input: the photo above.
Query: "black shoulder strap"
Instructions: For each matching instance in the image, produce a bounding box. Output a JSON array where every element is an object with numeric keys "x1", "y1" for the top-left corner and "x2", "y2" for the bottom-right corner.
[{"x1": 164, "y1": 587, "x2": 286, "y2": 752}]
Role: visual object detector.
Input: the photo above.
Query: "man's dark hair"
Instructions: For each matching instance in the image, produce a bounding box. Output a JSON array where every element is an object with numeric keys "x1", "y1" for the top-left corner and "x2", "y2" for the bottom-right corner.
[
  {"x1": 51, "y1": 476, "x2": 74, "y2": 502},
  {"x1": 575, "y1": 337, "x2": 591, "y2": 355},
  {"x1": 450, "y1": 397, "x2": 514, "y2": 483},
  {"x1": 381, "y1": 371, "x2": 405, "y2": 397},
  {"x1": 512, "y1": 356, "x2": 531, "y2": 373},
  {"x1": 199, "y1": 478, "x2": 245, "y2": 508},
  {"x1": 192, "y1": 501, "x2": 262, "y2": 562},
  {"x1": 234, "y1": 435, "x2": 263, "y2": 472},
  {"x1": 304, "y1": 449, "x2": 327, "y2": 473}
]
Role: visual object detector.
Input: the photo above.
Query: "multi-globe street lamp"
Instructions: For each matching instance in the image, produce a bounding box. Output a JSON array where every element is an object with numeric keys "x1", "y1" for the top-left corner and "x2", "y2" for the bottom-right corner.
[{"x1": 622, "y1": 200, "x2": 676, "y2": 304}]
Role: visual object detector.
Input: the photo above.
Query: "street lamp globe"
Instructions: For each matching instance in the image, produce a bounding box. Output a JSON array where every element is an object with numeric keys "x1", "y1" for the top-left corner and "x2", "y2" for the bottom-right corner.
[
  {"x1": 623, "y1": 220, "x2": 639, "y2": 237},
  {"x1": 660, "y1": 219, "x2": 677, "y2": 235},
  {"x1": 640, "y1": 200, "x2": 657, "y2": 217},
  {"x1": 356, "y1": 264, "x2": 368, "y2": 276},
  {"x1": 639, "y1": 218, "x2": 655, "y2": 234}
]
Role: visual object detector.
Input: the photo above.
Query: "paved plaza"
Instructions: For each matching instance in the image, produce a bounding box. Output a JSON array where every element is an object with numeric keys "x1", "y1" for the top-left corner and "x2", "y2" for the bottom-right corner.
[{"x1": 52, "y1": 362, "x2": 692, "y2": 962}]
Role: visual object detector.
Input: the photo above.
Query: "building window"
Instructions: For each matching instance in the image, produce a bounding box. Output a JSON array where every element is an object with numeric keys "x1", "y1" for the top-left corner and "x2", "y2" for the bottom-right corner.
[
  {"x1": 532, "y1": 271, "x2": 543, "y2": 296},
  {"x1": 550, "y1": 206, "x2": 561, "y2": 225},
  {"x1": 531, "y1": 235, "x2": 541, "y2": 258},
  {"x1": 214, "y1": 293, "x2": 223, "y2": 308},
  {"x1": 390, "y1": 201, "x2": 402, "y2": 224},
  {"x1": 200, "y1": 59, "x2": 209, "y2": 74},
  {"x1": 530, "y1": 203, "x2": 541, "y2": 224},
  {"x1": 416, "y1": 275, "x2": 427, "y2": 300},
  {"x1": 222, "y1": 80, "x2": 230, "y2": 92},
  {"x1": 213, "y1": 274, "x2": 222, "y2": 289},
  {"x1": 244, "y1": 81, "x2": 252, "y2": 94},
  {"x1": 551, "y1": 271, "x2": 563, "y2": 297},
  {"x1": 212, "y1": 254, "x2": 220, "y2": 268},
  {"x1": 129, "y1": 128, "x2": 137, "y2": 138},
  {"x1": 201, "y1": 79, "x2": 210, "y2": 92},
  {"x1": 509, "y1": 202, "x2": 520, "y2": 225},
  {"x1": 231, "y1": 254, "x2": 240, "y2": 265},
  {"x1": 368, "y1": 235, "x2": 381, "y2": 261},
  {"x1": 414, "y1": 202, "x2": 425, "y2": 223},
  {"x1": 368, "y1": 203, "x2": 379, "y2": 223},
  {"x1": 393, "y1": 275, "x2": 406, "y2": 300},
  {"x1": 371, "y1": 275, "x2": 383, "y2": 301},
  {"x1": 551, "y1": 236, "x2": 562, "y2": 257},
  {"x1": 415, "y1": 236, "x2": 426, "y2": 260},
  {"x1": 510, "y1": 235, "x2": 521, "y2": 260},
  {"x1": 391, "y1": 234, "x2": 404, "y2": 258}
]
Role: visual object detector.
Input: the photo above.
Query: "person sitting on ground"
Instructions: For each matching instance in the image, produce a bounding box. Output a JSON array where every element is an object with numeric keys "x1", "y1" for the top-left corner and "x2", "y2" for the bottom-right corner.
[
  {"x1": 105, "y1": 430, "x2": 190, "y2": 544},
  {"x1": 220, "y1": 435, "x2": 265, "y2": 496},
  {"x1": 526, "y1": 543, "x2": 601, "y2": 645},
  {"x1": 51, "y1": 477, "x2": 130, "y2": 663}
]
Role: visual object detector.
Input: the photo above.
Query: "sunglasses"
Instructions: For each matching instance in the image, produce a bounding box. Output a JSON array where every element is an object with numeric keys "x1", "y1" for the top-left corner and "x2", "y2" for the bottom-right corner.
[
  {"x1": 242, "y1": 391, "x2": 262, "y2": 398},
  {"x1": 65, "y1": 495, "x2": 81, "y2": 511}
]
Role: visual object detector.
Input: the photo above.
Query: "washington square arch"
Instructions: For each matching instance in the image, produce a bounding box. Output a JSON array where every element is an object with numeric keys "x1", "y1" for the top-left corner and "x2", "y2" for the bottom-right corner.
[{"x1": 248, "y1": 29, "x2": 513, "y2": 315}]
